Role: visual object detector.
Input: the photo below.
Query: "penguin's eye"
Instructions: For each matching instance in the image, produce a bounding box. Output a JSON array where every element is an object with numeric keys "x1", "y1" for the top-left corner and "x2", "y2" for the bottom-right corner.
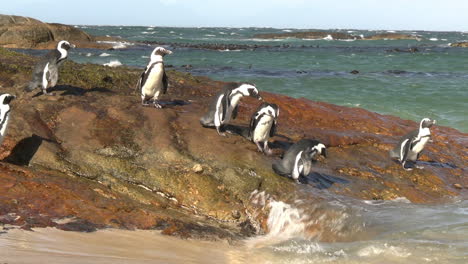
[{"x1": 268, "y1": 110, "x2": 273, "y2": 115}]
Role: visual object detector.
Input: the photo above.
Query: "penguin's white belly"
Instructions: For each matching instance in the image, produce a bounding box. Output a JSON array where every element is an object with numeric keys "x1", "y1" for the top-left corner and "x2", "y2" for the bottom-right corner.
[
  {"x1": 408, "y1": 137, "x2": 429, "y2": 160},
  {"x1": 412, "y1": 137, "x2": 429, "y2": 154},
  {"x1": 0, "y1": 115, "x2": 10, "y2": 144},
  {"x1": 253, "y1": 119, "x2": 273, "y2": 142},
  {"x1": 142, "y1": 66, "x2": 164, "y2": 98}
]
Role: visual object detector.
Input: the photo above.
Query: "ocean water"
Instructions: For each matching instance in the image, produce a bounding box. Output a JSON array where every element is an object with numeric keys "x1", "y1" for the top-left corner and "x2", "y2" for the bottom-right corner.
[
  {"x1": 61, "y1": 26, "x2": 468, "y2": 132},
  {"x1": 1, "y1": 197, "x2": 467, "y2": 263}
]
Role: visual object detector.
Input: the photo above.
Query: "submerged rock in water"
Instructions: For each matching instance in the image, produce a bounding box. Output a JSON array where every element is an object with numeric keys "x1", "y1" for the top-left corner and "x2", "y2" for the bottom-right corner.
[{"x1": 0, "y1": 47, "x2": 466, "y2": 241}]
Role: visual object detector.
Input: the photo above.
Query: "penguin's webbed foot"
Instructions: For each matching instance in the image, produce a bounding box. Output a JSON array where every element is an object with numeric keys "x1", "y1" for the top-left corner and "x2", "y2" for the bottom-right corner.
[
  {"x1": 415, "y1": 164, "x2": 425, "y2": 169},
  {"x1": 153, "y1": 101, "x2": 163, "y2": 109}
]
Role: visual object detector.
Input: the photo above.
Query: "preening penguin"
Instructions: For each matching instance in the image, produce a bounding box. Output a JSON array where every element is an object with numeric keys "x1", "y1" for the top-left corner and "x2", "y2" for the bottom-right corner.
[
  {"x1": 0, "y1": 94, "x2": 16, "y2": 146},
  {"x1": 199, "y1": 82, "x2": 261, "y2": 135},
  {"x1": 248, "y1": 102, "x2": 279, "y2": 155},
  {"x1": 389, "y1": 118, "x2": 436, "y2": 170},
  {"x1": 137, "y1": 47, "x2": 172, "y2": 108},
  {"x1": 272, "y1": 139, "x2": 326, "y2": 182},
  {"x1": 25, "y1": 40, "x2": 75, "y2": 95}
]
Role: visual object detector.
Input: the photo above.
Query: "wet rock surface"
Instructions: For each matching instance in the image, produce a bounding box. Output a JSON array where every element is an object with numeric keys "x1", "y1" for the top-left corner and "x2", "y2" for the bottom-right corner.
[{"x1": 0, "y1": 47, "x2": 466, "y2": 241}]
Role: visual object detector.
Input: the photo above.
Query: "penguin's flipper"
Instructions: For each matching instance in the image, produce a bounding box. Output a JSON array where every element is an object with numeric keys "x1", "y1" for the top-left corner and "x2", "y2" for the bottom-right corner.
[
  {"x1": 135, "y1": 69, "x2": 146, "y2": 92},
  {"x1": 270, "y1": 119, "x2": 278, "y2": 137},
  {"x1": 400, "y1": 138, "x2": 412, "y2": 166},
  {"x1": 221, "y1": 89, "x2": 231, "y2": 122},
  {"x1": 248, "y1": 112, "x2": 259, "y2": 139},
  {"x1": 232, "y1": 105, "x2": 239, "y2": 120},
  {"x1": 162, "y1": 70, "x2": 168, "y2": 94},
  {"x1": 272, "y1": 161, "x2": 290, "y2": 177}
]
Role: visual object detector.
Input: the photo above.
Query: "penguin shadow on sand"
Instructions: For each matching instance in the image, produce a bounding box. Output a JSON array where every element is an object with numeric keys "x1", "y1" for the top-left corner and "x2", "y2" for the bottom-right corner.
[
  {"x1": 390, "y1": 159, "x2": 458, "y2": 170},
  {"x1": 3, "y1": 134, "x2": 49, "y2": 166},
  {"x1": 156, "y1": 99, "x2": 191, "y2": 108},
  {"x1": 32, "y1": 85, "x2": 115, "y2": 98},
  {"x1": 298, "y1": 171, "x2": 349, "y2": 189}
]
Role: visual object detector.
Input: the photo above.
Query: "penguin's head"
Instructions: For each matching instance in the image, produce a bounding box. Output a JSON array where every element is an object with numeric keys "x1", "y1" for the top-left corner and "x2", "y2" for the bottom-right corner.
[
  {"x1": 0, "y1": 94, "x2": 15, "y2": 105},
  {"x1": 420, "y1": 118, "x2": 436, "y2": 129},
  {"x1": 151, "y1": 47, "x2": 172, "y2": 61},
  {"x1": 57, "y1": 40, "x2": 75, "y2": 50},
  {"x1": 311, "y1": 143, "x2": 327, "y2": 158},
  {"x1": 265, "y1": 103, "x2": 279, "y2": 118},
  {"x1": 237, "y1": 83, "x2": 262, "y2": 100}
]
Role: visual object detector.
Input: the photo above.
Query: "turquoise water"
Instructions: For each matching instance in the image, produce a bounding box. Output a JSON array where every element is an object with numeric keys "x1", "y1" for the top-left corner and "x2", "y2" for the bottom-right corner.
[{"x1": 47, "y1": 26, "x2": 468, "y2": 132}]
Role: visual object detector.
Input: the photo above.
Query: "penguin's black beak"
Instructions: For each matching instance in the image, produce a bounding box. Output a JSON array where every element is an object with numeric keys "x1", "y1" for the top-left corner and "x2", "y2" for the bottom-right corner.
[{"x1": 3, "y1": 95, "x2": 16, "y2": 104}]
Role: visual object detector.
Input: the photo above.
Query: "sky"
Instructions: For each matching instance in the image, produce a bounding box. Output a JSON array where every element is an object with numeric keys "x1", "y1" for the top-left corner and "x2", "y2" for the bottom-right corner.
[{"x1": 3, "y1": 0, "x2": 468, "y2": 31}]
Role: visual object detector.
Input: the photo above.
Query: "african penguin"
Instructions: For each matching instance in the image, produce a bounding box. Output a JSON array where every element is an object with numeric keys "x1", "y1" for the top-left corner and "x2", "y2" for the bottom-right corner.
[
  {"x1": 248, "y1": 102, "x2": 279, "y2": 155},
  {"x1": 136, "y1": 47, "x2": 172, "y2": 108},
  {"x1": 25, "y1": 40, "x2": 75, "y2": 95},
  {"x1": 200, "y1": 82, "x2": 261, "y2": 135},
  {"x1": 272, "y1": 139, "x2": 326, "y2": 182},
  {"x1": 0, "y1": 94, "x2": 16, "y2": 146},
  {"x1": 389, "y1": 118, "x2": 436, "y2": 170}
]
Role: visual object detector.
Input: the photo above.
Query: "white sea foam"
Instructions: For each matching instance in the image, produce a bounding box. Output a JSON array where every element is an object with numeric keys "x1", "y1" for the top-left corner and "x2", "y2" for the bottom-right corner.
[
  {"x1": 282, "y1": 29, "x2": 293, "y2": 32},
  {"x1": 358, "y1": 244, "x2": 411, "y2": 258},
  {"x1": 99, "y1": 53, "x2": 112, "y2": 57},
  {"x1": 387, "y1": 30, "x2": 396, "y2": 33},
  {"x1": 323, "y1": 35, "x2": 334, "y2": 40},
  {"x1": 85, "y1": 53, "x2": 92, "y2": 57},
  {"x1": 103, "y1": 60, "x2": 123, "y2": 67},
  {"x1": 429, "y1": 38, "x2": 439, "y2": 41},
  {"x1": 146, "y1": 27, "x2": 154, "y2": 30},
  {"x1": 169, "y1": 31, "x2": 175, "y2": 34},
  {"x1": 204, "y1": 34, "x2": 216, "y2": 37},
  {"x1": 219, "y1": 32, "x2": 227, "y2": 35},
  {"x1": 97, "y1": 40, "x2": 133, "y2": 49}
]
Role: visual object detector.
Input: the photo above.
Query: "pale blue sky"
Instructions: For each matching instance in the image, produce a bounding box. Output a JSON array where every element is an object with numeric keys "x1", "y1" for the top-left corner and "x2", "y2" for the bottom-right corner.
[{"x1": 4, "y1": 0, "x2": 468, "y2": 31}]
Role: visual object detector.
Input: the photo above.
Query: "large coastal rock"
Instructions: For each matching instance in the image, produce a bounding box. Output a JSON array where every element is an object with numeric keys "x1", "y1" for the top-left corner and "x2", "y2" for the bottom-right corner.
[
  {"x1": 0, "y1": 14, "x2": 113, "y2": 49},
  {"x1": 0, "y1": 48, "x2": 466, "y2": 241}
]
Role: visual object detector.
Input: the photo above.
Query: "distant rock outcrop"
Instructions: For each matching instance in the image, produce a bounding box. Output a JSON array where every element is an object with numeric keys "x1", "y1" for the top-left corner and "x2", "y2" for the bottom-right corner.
[
  {"x1": 450, "y1": 42, "x2": 468, "y2": 47},
  {"x1": 0, "y1": 14, "x2": 113, "y2": 49},
  {"x1": 363, "y1": 33, "x2": 421, "y2": 40},
  {"x1": 253, "y1": 31, "x2": 421, "y2": 41},
  {"x1": 253, "y1": 31, "x2": 360, "y2": 40}
]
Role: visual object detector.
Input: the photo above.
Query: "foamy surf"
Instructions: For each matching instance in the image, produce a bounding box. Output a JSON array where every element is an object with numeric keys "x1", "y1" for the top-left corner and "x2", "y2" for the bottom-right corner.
[{"x1": 103, "y1": 60, "x2": 123, "y2": 67}]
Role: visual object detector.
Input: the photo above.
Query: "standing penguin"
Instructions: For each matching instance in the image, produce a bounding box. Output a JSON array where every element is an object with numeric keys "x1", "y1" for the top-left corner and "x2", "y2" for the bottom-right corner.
[
  {"x1": 136, "y1": 47, "x2": 172, "y2": 108},
  {"x1": 248, "y1": 102, "x2": 279, "y2": 155},
  {"x1": 0, "y1": 94, "x2": 16, "y2": 146},
  {"x1": 389, "y1": 118, "x2": 436, "y2": 170},
  {"x1": 25, "y1": 40, "x2": 75, "y2": 95},
  {"x1": 272, "y1": 139, "x2": 327, "y2": 182},
  {"x1": 200, "y1": 82, "x2": 261, "y2": 135}
]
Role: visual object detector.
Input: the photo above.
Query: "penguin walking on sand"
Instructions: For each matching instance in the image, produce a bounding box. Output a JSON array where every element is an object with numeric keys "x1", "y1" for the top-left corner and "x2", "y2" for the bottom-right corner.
[
  {"x1": 136, "y1": 47, "x2": 172, "y2": 108},
  {"x1": 25, "y1": 40, "x2": 75, "y2": 95},
  {"x1": 200, "y1": 82, "x2": 262, "y2": 135},
  {"x1": 389, "y1": 117, "x2": 436, "y2": 170},
  {"x1": 0, "y1": 94, "x2": 16, "y2": 146},
  {"x1": 272, "y1": 139, "x2": 327, "y2": 182},
  {"x1": 248, "y1": 102, "x2": 279, "y2": 155}
]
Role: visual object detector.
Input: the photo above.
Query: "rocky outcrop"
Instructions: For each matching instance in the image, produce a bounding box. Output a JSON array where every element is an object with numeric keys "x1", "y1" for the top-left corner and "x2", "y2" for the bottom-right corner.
[
  {"x1": 253, "y1": 32, "x2": 422, "y2": 41},
  {"x1": 253, "y1": 31, "x2": 360, "y2": 40},
  {"x1": 0, "y1": 14, "x2": 113, "y2": 49},
  {"x1": 363, "y1": 33, "x2": 421, "y2": 40},
  {"x1": 0, "y1": 48, "x2": 466, "y2": 240},
  {"x1": 450, "y1": 42, "x2": 468, "y2": 47}
]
